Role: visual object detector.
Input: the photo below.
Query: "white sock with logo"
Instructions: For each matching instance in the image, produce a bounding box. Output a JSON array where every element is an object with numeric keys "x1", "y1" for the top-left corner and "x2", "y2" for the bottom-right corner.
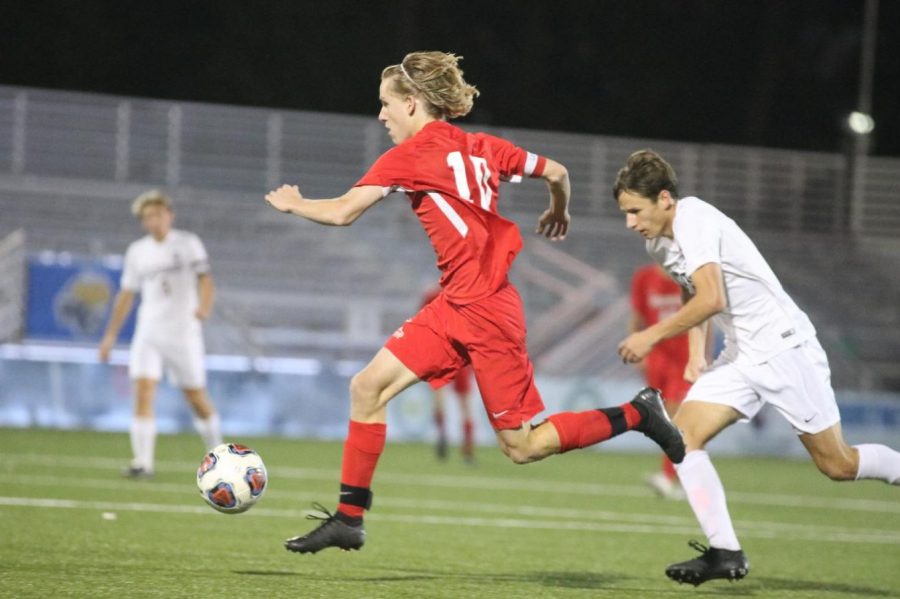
[
  {"x1": 193, "y1": 413, "x2": 223, "y2": 450},
  {"x1": 855, "y1": 444, "x2": 900, "y2": 484},
  {"x1": 130, "y1": 417, "x2": 157, "y2": 471},
  {"x1": 674, "y1": 450, "x2": 741, "y2": 551}
]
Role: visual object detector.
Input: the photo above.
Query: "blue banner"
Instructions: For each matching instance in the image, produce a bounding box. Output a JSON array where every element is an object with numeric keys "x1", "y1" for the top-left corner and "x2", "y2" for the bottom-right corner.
[{"x1": 26, "y1": 255, "x2": 137, "y2": 342}]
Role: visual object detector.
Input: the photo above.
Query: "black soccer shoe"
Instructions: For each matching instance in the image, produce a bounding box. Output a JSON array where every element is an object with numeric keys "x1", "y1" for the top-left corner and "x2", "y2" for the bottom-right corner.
[
  {"x1": 666, "y1": 540, "x2": 750, "y2": 586},
  {"x1": 121, "y1": 465, "x2": 154, "y2": 479},
  {"x1": 632, "y1": 387, "x2": 686, "y2": 464},
  {"x1": 284, "y1": 503, "x2": 366, "y2": 554},
  {"x1": 436, "y1": 436, "x2": 448, "y2": 460}
]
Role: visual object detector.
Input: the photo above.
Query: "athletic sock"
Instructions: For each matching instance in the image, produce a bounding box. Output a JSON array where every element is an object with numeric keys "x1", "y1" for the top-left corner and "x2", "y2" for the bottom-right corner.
[
  {"x1": 547, "y1": 402, "x2": 642, "y2": 452},
  {"x1": 193, "y1": 413, "x2": 223, "y2": 449},
  {"x1": 462, "y1": 419, "x2": 474, "y2": 456},
  {"x1": 675, "y1": 450, "x2": 741, "y2": 551},
  {"x1": 662, "y1": 455, "x2": 677, "y2": 481},
  {"x1": 434, "y1": 410, "x2": 446, "y2": 440},
  {"x1": 130, "y1": 417, "x2": 157, "y2": 471},
  {"x1": 337, "y1": 420, "x2": 387, "y2": 521},
  {"x1": 855, "y1": 443, "x2": 900, "y2": 484}
]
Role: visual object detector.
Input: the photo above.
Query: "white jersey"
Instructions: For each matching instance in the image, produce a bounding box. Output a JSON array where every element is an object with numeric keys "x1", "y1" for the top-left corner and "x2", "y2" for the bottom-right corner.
[
  {"x1": 121, "y1": 229, "x2": 210, "y2": 336},
  {"x1": 646, "y1": 197, "x2": 816, "y2": 365}
]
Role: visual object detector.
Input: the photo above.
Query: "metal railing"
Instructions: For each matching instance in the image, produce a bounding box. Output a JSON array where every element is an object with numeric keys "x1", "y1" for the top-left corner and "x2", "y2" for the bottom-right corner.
[
  {"x1": 2, "y1": 84, "x2": 899, "y2": 238},
  {"x1": 0, "y1": 229, "x2": 25, "y2": 342}
]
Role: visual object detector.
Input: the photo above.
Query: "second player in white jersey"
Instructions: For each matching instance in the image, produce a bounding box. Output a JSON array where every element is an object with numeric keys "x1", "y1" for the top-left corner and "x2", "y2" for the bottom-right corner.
[
  {"x1": 100, "y1": 190, "x2": 222, "y2": 479},
  {"x1": 615, "y1": 149, "x2": 900, "y2": 587}
]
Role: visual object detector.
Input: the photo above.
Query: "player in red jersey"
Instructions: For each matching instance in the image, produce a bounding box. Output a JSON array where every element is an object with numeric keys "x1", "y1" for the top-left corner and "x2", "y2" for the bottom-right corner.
[
  {"x1": 630, "y1": 264, "x2": 692, "y2": 499},
  {"x1": 421, "y1": 285, "x2": 476, "y2": 463},
  {"x1": 264, "y1": 51, "x2": 684, "y2": 554}
]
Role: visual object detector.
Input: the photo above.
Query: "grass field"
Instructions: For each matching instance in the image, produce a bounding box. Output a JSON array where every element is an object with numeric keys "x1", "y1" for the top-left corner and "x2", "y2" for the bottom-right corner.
[{"x1": 3, "y1": 427, "x2": 899, "y2": 598}]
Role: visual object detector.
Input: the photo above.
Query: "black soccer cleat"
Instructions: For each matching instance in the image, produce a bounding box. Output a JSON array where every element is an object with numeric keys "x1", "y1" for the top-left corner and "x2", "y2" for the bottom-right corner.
[
  {"x1": 284, "y1": 503, "x2": 366, "y2": 554},
  {"x1": 665, "y1": 540, "x2": 750, "y2": 586},
  {"x1": 121, "y1": 465, "x2": 154, "y2": 479},
  {"x1": 632, "y1": 387, "x2": 686, "y2": 464},
  {"x1": 436, "y1": 436, "x2": 448, "y2": 461}
]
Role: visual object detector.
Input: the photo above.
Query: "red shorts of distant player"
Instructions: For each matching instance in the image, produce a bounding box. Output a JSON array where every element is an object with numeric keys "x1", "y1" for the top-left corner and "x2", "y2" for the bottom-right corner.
[
  {"x1": 386, "y1": 282, "x2": 543, "y2": 430},
  {"x1": 645, "y1": 353, "x2": 691, "y2": 405},
  {"x1": 445, "y1": 366, "x2": 473, "y2": 395}
]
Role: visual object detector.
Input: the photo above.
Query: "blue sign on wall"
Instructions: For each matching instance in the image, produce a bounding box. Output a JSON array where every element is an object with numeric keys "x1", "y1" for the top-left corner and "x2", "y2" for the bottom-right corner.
[{"x1": 26, "y1": 255, "x2": 137, "y2": 342}]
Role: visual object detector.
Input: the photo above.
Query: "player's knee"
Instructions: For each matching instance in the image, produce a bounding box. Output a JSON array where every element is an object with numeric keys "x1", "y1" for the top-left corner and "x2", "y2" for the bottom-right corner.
[
  {"x1": 349, "y1": 372, "x2": 374, "y2": 402},
  {"x1": 673, "y1": 422, "x2": 706, "y2": 451},
  {"x1": 349, "y1": 370, "x2": 386, "y2": 413},
  {"x1": 501, "y1": 440, "x2": 539, "y2": 465},
  {"x1": 506, "y1": 447, "x2": 533, "y2": 465}
]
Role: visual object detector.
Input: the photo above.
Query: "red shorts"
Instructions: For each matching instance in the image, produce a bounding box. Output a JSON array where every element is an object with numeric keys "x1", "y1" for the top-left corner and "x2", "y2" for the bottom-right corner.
[
  {"x1": 645, "y1": 355, "x2": 691, "y2": 404},
  {"x1": 385, "y1": 283, "x2": 543, "y2": 430}
]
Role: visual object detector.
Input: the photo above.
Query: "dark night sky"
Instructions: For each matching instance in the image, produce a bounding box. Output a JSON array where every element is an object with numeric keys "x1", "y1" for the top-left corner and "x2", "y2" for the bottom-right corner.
[{"x1": 2, "y1": 1, "x2": 898, "y2": 156}]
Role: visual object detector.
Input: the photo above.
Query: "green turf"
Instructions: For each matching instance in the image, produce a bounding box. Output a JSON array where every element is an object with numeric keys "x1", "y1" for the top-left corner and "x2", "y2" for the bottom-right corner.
[{"x1": 3, "y1": 427, "x2": 899, "y2": 598}]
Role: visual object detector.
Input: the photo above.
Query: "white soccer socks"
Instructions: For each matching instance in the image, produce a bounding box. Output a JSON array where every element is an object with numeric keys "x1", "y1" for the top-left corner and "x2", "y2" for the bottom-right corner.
[
  {"x1": 193, "y1": 413, "x2": 223, "y2": 450},
  {"x1": 855, "y1": 443, "x2": 900, "y2": 485},
  {"x1": 674, "y1": 450, "x2": 741, "y2": 551},
  {"x1": 130, "y1": 417, "x2": 157, "y2": 471}
]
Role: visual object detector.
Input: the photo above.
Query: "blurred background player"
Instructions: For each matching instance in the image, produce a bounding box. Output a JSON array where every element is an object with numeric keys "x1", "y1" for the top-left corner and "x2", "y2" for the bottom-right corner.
[
  {"x1": 629, "y1": 263, "x2": 690, "y2": 499},
  {"x1": 265, "y1": 51, "x2": 684, "y2": 555},
  {"x1": 422, "y1": 285, "x2": 475, "y2": 463},
  {"x1": 616, "y1": 150, "x2": 900, "y2": 586},
  {"x1": 99, "y1": 190, "x2": 222, "y2": 478}
]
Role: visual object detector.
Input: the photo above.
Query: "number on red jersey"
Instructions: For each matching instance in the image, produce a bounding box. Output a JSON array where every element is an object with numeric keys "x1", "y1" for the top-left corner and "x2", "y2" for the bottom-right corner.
[{"x1": 431, "y1": 151, "x2": 496, "y2": 237}]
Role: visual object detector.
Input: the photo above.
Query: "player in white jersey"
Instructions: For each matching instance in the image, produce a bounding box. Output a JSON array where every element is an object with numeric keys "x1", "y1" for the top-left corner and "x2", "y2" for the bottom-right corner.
[
  {"x1": 615, "y1": 150, "x2": 900, "y2": 586},
  {"x1": 99, "y1": 190, "x2": 222, "y2": 478}
]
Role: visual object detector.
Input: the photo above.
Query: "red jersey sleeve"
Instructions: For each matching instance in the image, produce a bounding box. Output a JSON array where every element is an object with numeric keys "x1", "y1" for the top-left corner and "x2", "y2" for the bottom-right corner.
[
  {"x1": 481, "y1": 134, "x2": 547, "y2": 182},
  {"x1": 354, "y1": 145, "x2": 417, "y2": 196}
]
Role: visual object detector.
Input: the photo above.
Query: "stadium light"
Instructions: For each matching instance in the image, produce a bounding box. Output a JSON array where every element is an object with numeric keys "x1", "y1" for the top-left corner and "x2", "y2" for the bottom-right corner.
[{"x1": 847, "y1": 111, "x2": 875, "y2": 135}]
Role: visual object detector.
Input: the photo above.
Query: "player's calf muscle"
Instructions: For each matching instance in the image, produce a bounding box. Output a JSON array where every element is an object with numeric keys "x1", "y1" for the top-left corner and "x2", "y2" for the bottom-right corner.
[{"x1": 809, "y1": 446, "x2": 859, "y2": 481}]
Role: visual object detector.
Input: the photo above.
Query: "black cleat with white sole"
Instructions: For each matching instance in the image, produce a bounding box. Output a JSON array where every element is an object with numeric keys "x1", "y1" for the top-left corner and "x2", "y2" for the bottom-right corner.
[
  {"x1": 666, "y1": 540, "x2": 750, "y2": 586},
  {"x1": 632, "y1": 387, "x2": 686, "y2": 464},
  {"x1": 285, "y1": 503, "x2": 366, "y2": 554}
]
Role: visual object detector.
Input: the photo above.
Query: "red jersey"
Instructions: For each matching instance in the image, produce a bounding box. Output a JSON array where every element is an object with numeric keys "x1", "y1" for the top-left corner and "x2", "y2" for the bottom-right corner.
[
  {"x1": 630, "y1": 264, "x2": 689, "y2": 365},
  {"x1": 356, "y1": 121, "x2": 546, "y2": 304}
]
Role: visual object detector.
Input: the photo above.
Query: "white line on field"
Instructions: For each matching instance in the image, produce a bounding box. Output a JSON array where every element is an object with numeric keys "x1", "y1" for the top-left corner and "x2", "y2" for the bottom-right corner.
[
  {"x1": 11, "y1": 473, "x2": 896, "y2": 540},
  {"x1": 0, "y1": 495, "x2": 897, "y2": 545},
  {"x1": 7, "y1": 452, "x2": 900, "y2": 514}
]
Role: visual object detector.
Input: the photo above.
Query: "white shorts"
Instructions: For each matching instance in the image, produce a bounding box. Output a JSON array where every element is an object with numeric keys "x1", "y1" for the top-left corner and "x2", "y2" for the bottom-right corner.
[
  {"x1": 685, "y1": 338, "x2": 840, "y2": 435},
  {"x1": 129, "y1": 330, "x2": 207, "y2": 389}
]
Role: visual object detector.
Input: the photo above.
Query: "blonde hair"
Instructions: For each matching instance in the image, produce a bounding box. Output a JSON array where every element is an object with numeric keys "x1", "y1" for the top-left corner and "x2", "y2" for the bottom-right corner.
[
  {"x1": 131, "y1": 189, "x2": 173, "y2": 217},
  {"x1": 382, "y1": 51, "x2": 479, "y2": 119}
]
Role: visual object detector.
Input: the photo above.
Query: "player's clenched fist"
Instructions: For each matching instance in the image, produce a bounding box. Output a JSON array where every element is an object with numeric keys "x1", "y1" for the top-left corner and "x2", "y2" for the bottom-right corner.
[
  {"x1": 265, "y1": 184, "x2": 303, "y2": 213},
  {"x1": 535, "y1": 208, "x2": 570, "y2": 241},
  {"x1": 618, "y1": 329, "x2": 656, "y2": 363}
]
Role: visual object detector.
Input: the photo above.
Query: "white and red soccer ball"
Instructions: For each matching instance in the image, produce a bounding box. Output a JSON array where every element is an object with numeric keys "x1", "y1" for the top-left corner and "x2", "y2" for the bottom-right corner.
[{"x1": 197, "y1": 443, "x2": 268, "y2": 514}]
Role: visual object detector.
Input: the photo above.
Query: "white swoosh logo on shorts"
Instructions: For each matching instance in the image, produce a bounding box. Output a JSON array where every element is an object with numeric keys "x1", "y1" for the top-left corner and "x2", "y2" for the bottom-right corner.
[{"x1": 491, "y1": 410, "x2": 509, "y2": 419}]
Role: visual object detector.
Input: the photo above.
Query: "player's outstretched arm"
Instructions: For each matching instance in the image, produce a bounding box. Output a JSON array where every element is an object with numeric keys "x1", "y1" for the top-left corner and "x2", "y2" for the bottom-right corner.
[
  {"x1": 619, "y1": 263, "x2": 726, "y2": 363},
  {"x1": 264, "y1": 184, "x2": 385, "y2": 226},
  {"x1": 535, "y1": 158, "x2": 570, "y2": 241},
  {"x1": 99, "y1": 289, "x2": 135, "y2": 362}
]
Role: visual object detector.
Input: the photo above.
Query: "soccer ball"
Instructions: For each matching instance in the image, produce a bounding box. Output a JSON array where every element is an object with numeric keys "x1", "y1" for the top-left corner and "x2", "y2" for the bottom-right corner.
[{"x1": 196, "y1": 443, "x2": 268, "y2": 514}]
